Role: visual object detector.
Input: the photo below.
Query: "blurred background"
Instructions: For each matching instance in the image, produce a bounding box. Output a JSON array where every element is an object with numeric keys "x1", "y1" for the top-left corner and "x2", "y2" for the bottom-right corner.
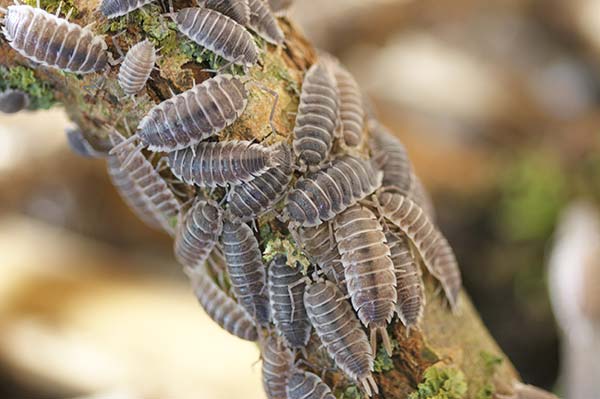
[{"x1": 1, "y1": 0, "x2": 600, "y2": 397}]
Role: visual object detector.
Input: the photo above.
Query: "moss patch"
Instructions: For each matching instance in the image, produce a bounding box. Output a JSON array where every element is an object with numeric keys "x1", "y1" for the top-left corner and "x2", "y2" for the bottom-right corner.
[
  {"x1": 24, "y1": 0, "x2": 79, "y2": 18},
  {"x1": 262, "y1": 237, "x2": 310, "y2": 272},
  {"x1": 408, "y1": 366, "x2": 468, "y2": 399},
  {"x1": 339, "y1": 385, "x2": 362, "y2": 399},
  {"x1": 480, "y1": 351, "x2": 503, "y2": 375},
  {"x1": 0, "y1": 66, "x2": 56, "y2": 110},
  {"x1": 374, "y1": 339, "x2": 399, "y2": 373},
  {"x1": 476, "y1": 383, "x2": 494, "y2": 399}
]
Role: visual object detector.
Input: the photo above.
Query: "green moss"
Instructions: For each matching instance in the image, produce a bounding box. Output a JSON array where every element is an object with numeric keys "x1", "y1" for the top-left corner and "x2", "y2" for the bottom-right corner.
[
  {"x1": 0, "y1": 66, "x2": 56, "y2": 110},
  {"x1": 25, "y1": 0, "x2": 79, "y2": 18},
  {"x1": 479, "y1": 351, "x2": 503, "y2": 376},
  {"x1": 262, "y1": 237, "x2": 310, "y2": 272},
  {"x1": 373, "y1": 339, "x2": 398, "y2": 373},
  {"x1": 408, "y1": 366, "x2": 468, "y2": 399},
  {"x1": 339, "y1": 385, "x2": 362, "y2": 399},
  {"x1": 476, "y1": 383, "x2": 494, "y2": 399}
]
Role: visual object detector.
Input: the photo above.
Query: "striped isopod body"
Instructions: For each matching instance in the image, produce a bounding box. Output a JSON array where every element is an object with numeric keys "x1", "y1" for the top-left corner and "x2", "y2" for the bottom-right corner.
[
  {"x1": 304, "y1": 281, "x2": 378, "y2": 397},
  {"x1": 0, "y1": 89, "x2": 29, "y2": 113},
  {"x1": 108, "y1": 130, "x2": 180, "y2": 235},
  {"x1": 369, "y1": 120, "x2": 412, "y2": 194},
  {"x1": 65, "y1": 125, "x2": 109, "y2": 158},
  {"x1": 286, "y1": 155, "x2": 383, "y2": 227},
  {"x1": 298, "y1": 223, "x2": 347, "y2": 295},
  {"x1": 221, "y1": 219, "x2": 271, "y2": 325},
  {"x1": 376, "y1": 190, "x2": 462, "y2": 308},
  {"x1": 286, "y1": 370, "x2": 335, "y2": 399},
  {"x1": 226, "y1": 142, "x2": 293, "y2": 222},
  {"x1": 174, "y1": 197, "x2": 223, "y2": 270},
  {"x1": 136, "y1": 74, "x2": 248, "y2": 152},
  {"x1": 174, "y1": 7, "x2": 258, "y2": 67},
  {"x1": 408, "y1": 172, "x2": 436, "y2": 220},
  {"x1": 203, "y1": 0, "x2": 250, "y2": 25},
  {"x1": 262, "y1": 335, "x2": 294, "y2": 399},
  {"x1": 2, "y1": 5, "x2": 108, "y2": 73},
  {"x1": 327, "y1": 59, "x2": 364, "y2": 147},
  {"x1": 185, "y1": 263, "x2": 258, "y2": 341},
  {"x1": 99, "y1": 0, "x2": 154, "y2": 18},
  {"x1": 293, "y1": 61, "x2": 340, "y2": 167},
  {"x1": 267, "y1": 254, "x2": 311, "y2": 348},
  {"x1": 333, "y1": 204, "x2": 396, "y2": 355},
  {"x1": 267, "y1": 0, "x2": 293, "y2": 16},
  {"x1": 385, "y1": 224, "x2": 425, "y2": 329},
  {"x1": 167, "y1": 140, "x2": 278, "y2": 188},
  {"x1": 118, "y1": 39, "x2": 156, "y2": 97},
  {"x1": 247, "y1": 0, "x2": 284, "y2": 45}
]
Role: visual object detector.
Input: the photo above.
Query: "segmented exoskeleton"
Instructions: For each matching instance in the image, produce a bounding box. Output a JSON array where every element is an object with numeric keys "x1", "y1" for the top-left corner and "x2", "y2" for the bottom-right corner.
[
  {"x1": 267, "y1": 0, "x2": 293, "y2": 16},
  {"x1": 99, "y1": 0, "x2": 154, "y2": 18},
  {"x1": 369, "y1": 120, "x2": 412, "y2": 194},
  {"x1": 268, "y1": 254, "x2": 311, "y2": 348},
  {"x1": 247, "y1": 0, "x2": 284, "y2": 45},
  {"x1": 408, "y1": 172, "x2": 436, "y2": 220},
  {"x1": 0, "y1": 89, "x2": 29, "y2": 113},
  {"x1": 385, "y1": 223, "x2": 425, "y2": 329},
  {"x1": 226, "y1": 142, "x2": 293, "y2": 222},
  {"x1": 304, "y1": 280, "x2": 378, "y2": 397},
  {"x1": 293, "y1": 61, "x2": 340, "y2": 167},
  {"x1": 2, "y1": 4, "x2": 108, "y2": 74},
  {"x1": 286, "y1": 155, "x2": 383, "y2": 227},
  {"x1": 167, "y1": 140, "x2": 278, "y2": 188},
  {"x1": 174, "y1": 197, "x2": 223, "y2": 270},
  {"x1": 334, "y1": 204, "x2": 396, "y2": 355},
  {"x1": 262, "y1": 335, "x2": 294, "y2": 399},
  {"x1": 286, "y1": 370, "x2": 336, "y2": 399},
  {"x1": 107, "y1": 131, "x2": 180, "y2": 235},
  {"x1": 174, "y1": 7, "x2": 258, "y2": 67},
  {"x1": 118, "y1": 39, "x2": 156, "y2": 97},
  {"x1": 376, "y1": 190, "x2": 461, "y2": 308},
  {"x1": 65, "y1": 125, "x2": 109, "y2": 158},
  {"x1": 185, "y1": 262, "x2": 258, "y2": 341},
  {"x1": 221, "y1": 219, "x2": 271, "y2": 325},
  {"x1": 203, "y1": 0, "x2": 250, "y2": 25}
]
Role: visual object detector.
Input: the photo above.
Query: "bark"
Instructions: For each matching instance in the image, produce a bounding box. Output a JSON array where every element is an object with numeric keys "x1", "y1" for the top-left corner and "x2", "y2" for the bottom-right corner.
[{"x1": 0, "y1": 1, "x2": 523, "y2": 398}]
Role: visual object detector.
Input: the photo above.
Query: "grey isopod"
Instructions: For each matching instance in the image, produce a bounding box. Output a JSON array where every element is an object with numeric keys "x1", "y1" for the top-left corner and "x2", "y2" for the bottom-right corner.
[
  {"x1": 262, "y1": 335, "x2": 294, "y2": 399},
  {"x1": 203, "y1": 0, "x2": 250, "y2": 25},
  {"x1": 99, "y1": 0, "x2": 154, "y2": 19},
  {"x1": 65, "y1": 124, "x2": 109, "y2": 158},
  {"x1": 118, "y1": 39, "x2": 156, "y2": 97},
  {"x1": 247, "y1": 0, "x2": 284, "y2": 45},
  {"x1": 369, "y1": 120, "x2": 412, "y2": 195},
  {"x1": 0, "y1": 89, "x2": 29, "y2": 113},
  {"x1": 286, "y1": 370, "x2": 336, "y2": 399}
]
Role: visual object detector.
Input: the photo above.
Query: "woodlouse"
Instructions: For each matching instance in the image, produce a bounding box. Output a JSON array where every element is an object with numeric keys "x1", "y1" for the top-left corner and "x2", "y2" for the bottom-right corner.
[
  {"x1": 334, "y1": 204, "x2": 396, "y2": 355},
  {"x1": 262, "y1": 335, "x2": 294, "y2": 399},
  {"x1": 99, "y1": 0, "x2": 154, "y2": 19},
  {"x1": 247, "y1": 0, "x2": 284, "y2": 45},
  {"x1": 107, "y1": 130, "x2": 180, "y2": 235},
  {"x1": 221, "y1": 219, "x2": 271, "y2": 325},
  {"x1": 174, "y1": 197, "x2": 223, "y2": 270},
  {"x1": 286, "y1": 370, "x2": 336, "y2": 399},
  {"x1": 203, "y1": 0, "x2": 250, "y2": 25},
  {"x1": 285, "y1": 155, "x2": 383, "y2": 227},
  {"x1": 185, "y1": 262, "x2": 258, "y2": 341},
  {"x1": 167, "y1": 140, "x2": 278, "y2": 188},
  {"x1": 369, "y1": 120, "x2": 412, "y2": 194},
  {"x1": 409, "y1": 172, "x2": 436, "y2": 220},
  {"x1": 118, "y1": 39, "x2": 156, "y2": 97},
  {"x1": 293, "y1": 61, "x2": 340, "y2": 167},
  {"x1": 174, "y1": 7, "x2": 258, "y2": 67},
  {"x1": 226, "y1": 142, "x2": 293, "y2": 222},
  {"x1": 385, "y1": 224, "x2": 425, "y2": 329},
  {"x1": 304, "y1": 280, "x2": 378, "y2": 397},
  {"x1": 0, "y1": 89, "x2": 29, "y2": 113},
  {"x1": 376, "y1": 190, "x2": 461, "y2": 308},
  {"x1": 267, "y1": 254, "x2": 311, "y2": 348},
  {"x1": 267, "y1": 0, "x2": 293, "y2": 16},
  {"x1": 65, "y1": 125, "x2": 109, "y2": 158},
  {"x1": 2, "y1": 4, "x2": 108, "y2": 73}
]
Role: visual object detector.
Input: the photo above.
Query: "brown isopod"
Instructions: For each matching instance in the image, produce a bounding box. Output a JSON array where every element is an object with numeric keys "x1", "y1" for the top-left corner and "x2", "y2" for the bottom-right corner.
[
  {"x1": 118, "y1": 39, "x2": 156, "y2": 97},
  {"x1": 286, "y1": 370, "x2": 336, "y2": 399},
  {"x1": 369, "y1": 120, "x2": 412, "y2": 195},
  {"x1": 267, "y1": 0, "x2": 293, "y2": 16},
  {"x1": 202, "y1": 0, "x2": 250, "y2": 25},
  {"x1": 174, "y1": 197, "x2": 223, "y2": 270},
  {"x1": 334, "y1": 204, "x2": 397, "y2": 355},
  {"x1": 304, "y1": 280, "x2": 378, "y2": 397},
  {"x1": 1, "y1": 4, "x2": 108, "y2": 74},
  {"x1": 185, "y1": 262, "x2": 258, "y2": 341},
  {"x1": 221, "y1": 219, "x2": 271, "y2": 325},
  {"x1": 99, "y1": 0, "x2": 154, "y2": 18},
  {"x1": 261, "y1": 335, "x2": 294, "y2": 399},
  {"x1": 285, "y1": 155, "x2": 383, "y2": 227},
  {"x1": 376, "y1": 190, "x2": 462, "y2": 308},
  {"x1": 0, "y1": 89, "x2": 29, "y2": 114},
  {"x1": 247, "y1": 0, "x2": 284, "y2": 45},
  {"x1": 167, "y1": 140, "x2": 279, "y2": 188},
  {"x1": 293, "y1": 61, "x2": 340, "y2": 168}
]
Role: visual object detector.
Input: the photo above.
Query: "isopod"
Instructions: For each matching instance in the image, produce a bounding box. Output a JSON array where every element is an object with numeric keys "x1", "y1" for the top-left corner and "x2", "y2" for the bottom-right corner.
[
  {"x1": 2, "y1": 4, "x2": 108, "y2": 73},
  {"x1": 369, "y1": 120, "x2": 412, "y2": 194},
  {"x1": 99, "y1": 0, "x2": 154, "y2": 18},
  {"x1": 226, "y1": 142, "x2": 293, "y2": 222},
  {"x1": 185, "y1": 262, "x2": 258, "y2": 341},
  {"x1": 65, "y1": 125, "x2": 109, "y2": 158},
  {"x1": 118, "y1": 39, "x2": 156, "y2": 97},
  {"x1": 262, "y1": 335, "x2": 294, "y2": 399},
  {"x1": 167, "y1": 140, "x2": 278, "y2": 188},
  {"x1": 286, "y1": 370, "x2": 336, "y2": 399},
  {"x1": 267, "y1": 0, "x2": 293, "y2": 16},
  {"x1": 333, "y1": 204, "x2": 396, "y2": 355},
  {"x1": 0, "y1": 89, "x2": 29, "y2": 113},
  {"x1": 107, "y1": 130, "x2": 180, "y2": 235},
  {"x1": 408, "y1": 172, "x2": 436, "y2": 220},
  {"x1": 293, "y1": 61, "x2": 339, "y2": 167},
  {"x1": 174, "y1": 7, "x2": 258, "y2": 67},
  {"x1": 247, "y1": 0, "x2": 284, "y2": 45},
  {"x1": 385, "y1": 224, "x2": 425, "y2": 329},
  {"x1": 304, "y1": 280, "x2": 378, "y2": 397},
  {"x1": 267, "y1": 254, "x2": 311, "y2": 348},
  {"x1": 174, "y1": 197, "x2": 223, "y2": 270},
  {"x1": 203, "y1": 0, "x2": 250, "y2": 25},
  {"x1": 376, "y1": 190, "x2": 461, "y2": 308},
  {"x1": 285, "y1": 155, "x2": 383, "y2": 227},
  {"x1": 221, "y1": 219, "x2": 271, "y2": 325}
]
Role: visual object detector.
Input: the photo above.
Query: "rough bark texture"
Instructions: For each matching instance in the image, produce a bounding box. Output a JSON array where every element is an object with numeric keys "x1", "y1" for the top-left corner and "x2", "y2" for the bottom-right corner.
[{"x1": 0, "y1": 1, "x2": 521, "y2": 397}]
